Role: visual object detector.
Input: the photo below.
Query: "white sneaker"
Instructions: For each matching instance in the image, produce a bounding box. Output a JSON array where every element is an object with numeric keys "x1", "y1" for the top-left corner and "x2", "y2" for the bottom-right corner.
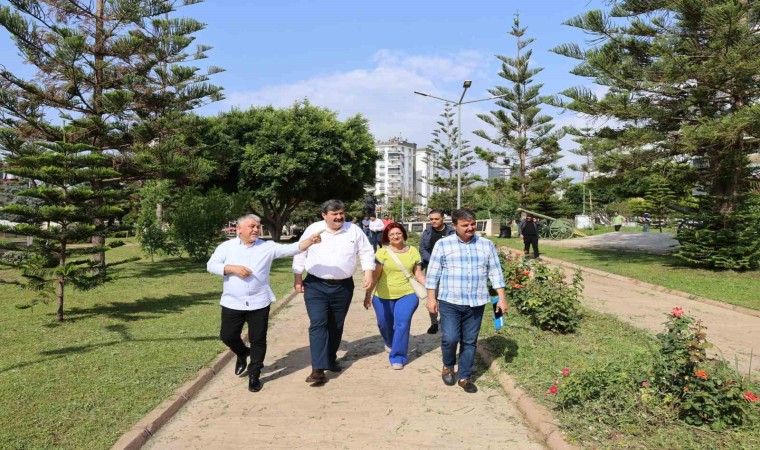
[
  {"x1": 384, "y1": 345, "x2": 391, "y2": 353},
  {"x1": 391, "y1": 363, "x2": 403, "y2": 370}
]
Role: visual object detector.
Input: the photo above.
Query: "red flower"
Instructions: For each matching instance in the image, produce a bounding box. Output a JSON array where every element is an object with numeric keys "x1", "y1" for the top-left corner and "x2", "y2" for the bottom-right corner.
[
  {"x1": 561, "y1": 368, "x2": 570, "y2": 377},
  {"x1": 521, "y1": 270, "x2": 531, "y2": 276},
  {"x1": 514, "y1": 284, "x2": 523, "y2": 289},
  {"x1": 642, "y1": 381, "x2": 650, "y2": 388},
  {"x1": 694, "y1": 370, "x2": 708, "y2": 380},
  {"x1": 672, "y1": 307, "x2": 684, "y2": 318},
  {"x1": 547, "y1": 385, "x2": 558, "y2": 395},
  {"x1": 745, "y1": 391, "x2": 759, "y2": 403},
  {"x1": 683, "y1": 386, "x2": 689, "y2": 392}
]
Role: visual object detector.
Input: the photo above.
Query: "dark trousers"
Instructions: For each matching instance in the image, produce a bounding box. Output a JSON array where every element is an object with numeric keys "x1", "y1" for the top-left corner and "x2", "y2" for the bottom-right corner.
[
  {"x1": 370, "y1": 231, "x2": 383, "y2": 252},
  {"x1": 614, "y1": 225, "x2": 622, "y2": 232},
  {"x1": 523, "y1": 234, "x2": 539, "y2": 258},
  {"x1": 219, "y1": 305, "x2": 270, "y2": 378},
  {"x1": 303, "y1": 276, "x2": 354, "y2": 369}
]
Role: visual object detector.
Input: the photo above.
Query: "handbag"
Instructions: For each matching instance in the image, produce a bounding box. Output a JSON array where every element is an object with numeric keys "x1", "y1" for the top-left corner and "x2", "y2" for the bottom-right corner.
[{"x1": 386, "y1": 248, "x2": 428, "y2": 300}]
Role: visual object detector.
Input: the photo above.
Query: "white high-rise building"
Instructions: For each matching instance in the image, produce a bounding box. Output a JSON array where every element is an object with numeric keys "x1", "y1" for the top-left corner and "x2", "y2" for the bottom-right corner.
[
  {"x1": 415, "y1": 146, "x2": 438, "y2": 211},
  {"x1": 374, "y1": 137, "x2": 416, "y2": 214}
]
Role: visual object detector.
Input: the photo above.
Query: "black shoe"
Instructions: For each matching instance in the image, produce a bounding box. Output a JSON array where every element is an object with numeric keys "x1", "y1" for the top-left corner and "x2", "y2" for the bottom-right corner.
[
  {"x1": 427, "y1": 323, "x2": 439, "y2": 334},
  {"x1": 458, "y1": 379, "x2": 477, "y2": 394},
  {"x1": 248, "y1": 376, "x2": 262, "y2": 392},
  {"x1": 441, "y1": 366, "x2": 456, "y2": 386},
  {"x1": 305, "y1": 369, "x2": 327, "y2": 384},
  {"x1": 234, "y1": 356, "x2": 248, "y2": 376},
  {"x1": 327, "y1": 362, "x2": 342, "y2": 373}
]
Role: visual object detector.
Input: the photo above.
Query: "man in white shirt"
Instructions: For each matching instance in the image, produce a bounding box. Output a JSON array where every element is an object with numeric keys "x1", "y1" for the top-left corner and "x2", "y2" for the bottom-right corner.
[
  {"x1": 207, "y1": 214, "x2": 321, "y2": 392},
  {"x1": 293, "y1": 199, "x2": 375, "y2": 384},
  {"x1": 367, "y1": 214, "x2": 385, "y2": 252}
]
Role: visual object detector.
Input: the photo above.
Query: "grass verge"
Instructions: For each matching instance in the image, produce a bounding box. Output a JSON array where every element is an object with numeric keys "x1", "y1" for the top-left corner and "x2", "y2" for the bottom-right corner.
[
  {"x1": 490, "y1": 237, "x2": 760, "y2": 311},
  {"x1": 479, "y1": 309, "x2": 760, "y2": 449},
  {"x1": 0, "y1": 241, "x2": 295, "y2": 449}
]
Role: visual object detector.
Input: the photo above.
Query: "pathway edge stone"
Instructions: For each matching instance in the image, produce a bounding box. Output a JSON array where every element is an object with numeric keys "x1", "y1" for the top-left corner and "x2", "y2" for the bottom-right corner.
[
  {"x1": 497, "y1": 246, "x2": 760, "y2": 319},
  {"x1": 109, "y1": 290, "x2": 300, "y2": 450},
  {"x1": 476, "y1": 342, "x2": 578, "y2": 450}
]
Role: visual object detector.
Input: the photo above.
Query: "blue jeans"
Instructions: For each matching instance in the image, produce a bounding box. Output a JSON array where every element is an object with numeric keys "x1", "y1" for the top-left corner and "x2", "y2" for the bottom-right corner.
[
  {"x1": 372, "y1": 293, "x2": 418, "y2": 365},
  {"x1": 303, "y1": 276, "x2": 354, "y2": 370},
  {"x1": 438, "y1": 300, "x2": 486, "y2": 381},
  {"x1": 370, "y1": 231, "x2": 383, "y2": 252}
]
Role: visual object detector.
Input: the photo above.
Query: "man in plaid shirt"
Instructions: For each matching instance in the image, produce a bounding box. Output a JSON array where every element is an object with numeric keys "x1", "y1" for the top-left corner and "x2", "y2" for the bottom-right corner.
[{"x1": 425, "y1": 208, "x2": 508, "y2": 393}]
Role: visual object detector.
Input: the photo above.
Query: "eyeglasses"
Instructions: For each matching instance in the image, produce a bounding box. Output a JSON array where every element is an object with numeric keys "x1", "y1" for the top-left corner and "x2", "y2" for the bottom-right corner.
[{"x1": 387, "y1": 233, "x2": 403, "y2": 237}]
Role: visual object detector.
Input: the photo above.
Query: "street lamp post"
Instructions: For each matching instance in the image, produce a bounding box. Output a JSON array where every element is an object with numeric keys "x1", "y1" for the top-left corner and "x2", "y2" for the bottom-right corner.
[{"x1": 415, "y1": 81, "x2": 507, "y2": 209}]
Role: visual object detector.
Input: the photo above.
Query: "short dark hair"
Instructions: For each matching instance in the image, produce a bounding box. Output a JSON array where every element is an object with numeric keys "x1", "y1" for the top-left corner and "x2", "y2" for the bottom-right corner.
[
  {"x1": 321, "y1": 199, "x2": 344, "y2": 213},
  {"x1": 452, "y1": 208, "x2": 476, "y2": 224},
  {"x1": 381, "y1": 222, "x2": 408, "y2": 244},
  {"x1": 428, "y1": 209, "x2": 445, "y2": 217}
]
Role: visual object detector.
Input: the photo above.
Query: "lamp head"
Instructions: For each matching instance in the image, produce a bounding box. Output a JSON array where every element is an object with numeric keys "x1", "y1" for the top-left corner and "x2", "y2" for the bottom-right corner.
[{"x1": 462, "y1": 80, "x2": 472, "y2": 88}]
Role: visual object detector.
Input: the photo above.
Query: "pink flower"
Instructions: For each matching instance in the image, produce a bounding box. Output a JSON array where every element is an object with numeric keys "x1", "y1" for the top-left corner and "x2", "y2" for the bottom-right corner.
[
  {"x1": 547, "y1": 385, "x2": 558, "y2": 395},
  {"x1": 514, "y1": 284, "x2": 523, "y2": 289},
  {"x1": 521, "y1": 270, "x2": 531, "y2": 276},
  {"x1": 745, "y1": 391, "x2": 759, "y2": 403},
  {"x1": 672, "y1": 307, "x2": 684, "y2": 318},
  {"x1": 642, "y1": 381, "x2": 650, "y2": 388},
  {"x1": 561, "y1": 368, "x2": 570, "y2": 377}
]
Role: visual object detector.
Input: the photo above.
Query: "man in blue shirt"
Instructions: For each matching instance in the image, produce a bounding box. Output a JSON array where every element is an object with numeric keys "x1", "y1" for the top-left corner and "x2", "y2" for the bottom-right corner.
[
  {"x1": 425, "y1": 209, "x2": 508, "y2": 393},
  {"x1": 419, "y1": 209, "x2": 455, "y2": 334},
  {"x1": 207, "y1": 214, "x2": 322, "y2": 392}
]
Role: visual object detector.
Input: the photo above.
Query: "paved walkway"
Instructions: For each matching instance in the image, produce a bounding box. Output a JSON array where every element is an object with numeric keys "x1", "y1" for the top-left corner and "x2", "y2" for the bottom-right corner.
[
  {"x1": 145, "y1": 276, "x2": 545, "y2": 449},
  {"x1": 544, "y1": 231, "x2": 680, "y2": 255}
]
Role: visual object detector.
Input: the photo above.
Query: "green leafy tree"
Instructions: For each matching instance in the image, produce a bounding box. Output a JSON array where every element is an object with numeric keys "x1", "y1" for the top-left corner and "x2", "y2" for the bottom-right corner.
[
  {"x1": 0, "y1": 135, "x2": 136, "y2": 321},
  {"x1": 427, "y1": 103, "x2": 479, "y2": 213},
  {"x1": 552, "y1": 0, "x2": 760, "y2": 269},
  {"x1": 0, "y1": 0, "x2": 223, "y2": 269},
  {"x1": 474, "y1": 14, "x2": 564, "y2": 208},
  {"x1": 206, "y1": 102, "x2": 378, "y2": 240},
  {"x1": 643, "y1": 178, "x2": 677, "y2": 232}
]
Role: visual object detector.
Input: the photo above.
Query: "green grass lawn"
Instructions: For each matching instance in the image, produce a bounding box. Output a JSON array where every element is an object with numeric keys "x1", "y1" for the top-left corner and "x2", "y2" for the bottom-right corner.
[
  {"x1": 0, "y1": 241, "x2": 295, "y2": 449},
  {"x1": 480, "y1": 309, "x2": 760, "y2": 449},
  {"x1": 490, "y1": 237, "x2": 760, "y2": 311}
]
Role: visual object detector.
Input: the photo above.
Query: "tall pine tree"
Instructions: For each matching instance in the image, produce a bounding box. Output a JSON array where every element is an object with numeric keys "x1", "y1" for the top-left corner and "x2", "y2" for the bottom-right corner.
[
  {"x1": 474, "y1": 14, "x2": 564, "y2": 209},
  {"x1": 552, "y1": 0, "x2": 760, "y2": 269},
  {"x1": 0, "y1": 0, "x2": 223, "y2": 270}
]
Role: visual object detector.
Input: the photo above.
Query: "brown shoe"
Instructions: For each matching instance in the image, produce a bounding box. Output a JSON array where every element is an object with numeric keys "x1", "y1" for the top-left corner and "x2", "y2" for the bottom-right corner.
[
  {"x1": 305, "y1": 369, "x2": 326, "y2": 383},
  {"x1": 458, "y1": 379, "x2": 477, "y2": 393},
  {"x1": 441, "y1": 366, "x2": 456, "y2": 386}
]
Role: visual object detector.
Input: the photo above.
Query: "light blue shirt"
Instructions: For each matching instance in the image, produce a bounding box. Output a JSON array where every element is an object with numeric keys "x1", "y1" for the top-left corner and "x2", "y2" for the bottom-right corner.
[
  {"x1": 207, "y1": 237, "x2": 302, "y2": 311},
  {"x1": 424, "y1": 234, "x2": 506, "y2": 307}
]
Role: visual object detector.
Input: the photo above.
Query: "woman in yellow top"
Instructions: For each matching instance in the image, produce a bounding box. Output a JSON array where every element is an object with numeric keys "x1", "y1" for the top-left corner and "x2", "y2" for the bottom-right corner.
[{"x1": 364, "y1": 222, "x2": 426, "y2": 370}]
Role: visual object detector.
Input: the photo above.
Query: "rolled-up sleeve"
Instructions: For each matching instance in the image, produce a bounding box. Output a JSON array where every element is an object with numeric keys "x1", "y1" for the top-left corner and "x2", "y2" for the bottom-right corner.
[
  {"x1": 486, "y1": 243, "x2": 506, "y2": 289},
  {"x1": 272, "y1": 241, "x2": 303, "y2": 259},
  {"x1": 292, "y1": 224, "x2": 316, "y2": 274},
  {"x1": 207, "y1": 242, "x2": 227, "y2": 276},
  {"x1": 356, "y1": 228, "x2": 376, "y2": 271}
]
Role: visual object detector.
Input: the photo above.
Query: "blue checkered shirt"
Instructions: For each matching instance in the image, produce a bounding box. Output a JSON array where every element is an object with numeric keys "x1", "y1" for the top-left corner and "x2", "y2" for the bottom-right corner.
[{"x1": 424, "y1": 234, "x2": 506, "y2": 307}]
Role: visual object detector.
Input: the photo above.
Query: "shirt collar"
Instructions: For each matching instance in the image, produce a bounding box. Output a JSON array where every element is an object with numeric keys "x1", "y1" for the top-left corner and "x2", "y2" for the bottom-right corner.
[
  {"x1": 236, "y1": 237, "x2": 260, "y2": 247},
  {"x1": 456, "y1": 234, "x2": 478, "y2": 244}
]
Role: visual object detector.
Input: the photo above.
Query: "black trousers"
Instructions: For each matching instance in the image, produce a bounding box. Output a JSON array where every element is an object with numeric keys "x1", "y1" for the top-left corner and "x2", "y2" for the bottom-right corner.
[
  {"x1": 523, "y1": 235, "x2": 539, "y2": 258},
  {"x1": 220, "y1": 305, "x2": 270, "y2": 378},
  {"x1": 614, "y1": 225, "x2": 622, "y2": 231}
]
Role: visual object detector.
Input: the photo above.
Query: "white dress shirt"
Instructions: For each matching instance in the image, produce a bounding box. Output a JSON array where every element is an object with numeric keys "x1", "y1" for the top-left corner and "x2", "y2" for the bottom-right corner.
[
  {"x1": 292, "y1": 220, "x2": 375, "y2": 279},
  {"x1": 207, "y1": 237, "x2": 302, "y2": 310},
  {"x1": 368, "y1": 218, "x2": 385, "y2": 232}
]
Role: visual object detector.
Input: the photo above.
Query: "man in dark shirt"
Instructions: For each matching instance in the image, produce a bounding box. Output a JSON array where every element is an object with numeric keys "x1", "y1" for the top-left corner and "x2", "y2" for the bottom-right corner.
[
  {"x1": 419, "y1": 209, "x2": 455, "y2": 334},
  {"x1": 518, "y1": 214, "x2": 540, "y2": 258}
]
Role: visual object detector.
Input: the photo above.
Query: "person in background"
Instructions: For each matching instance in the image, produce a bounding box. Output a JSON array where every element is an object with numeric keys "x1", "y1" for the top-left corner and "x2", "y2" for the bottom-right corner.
[
  {"x1": 382, "y1": 215, "x2": 393, "y2": 228},
  {"x1": 613, "y1": 211, "x2": 624, "y2": 232},
  {"x1": 425, "y1": 209, "x2": 508, "y2": 394},
  {"x1": 362, "y1": 216, "x2": 371, "y2": 238},
  {"x1": 641, "y1": 213, "x2": 652, "y2": 232},
  {"x1": 293, "y1": 200, "x2": 375, "y2": 384},
  {"x1": 518, "y1": 214, "x2": 540, "y2": 259},
  {"x1": 207, "y1": 214, "x2": 322, "y2": 392},
  {"x1": 364, "y1": 223, "x2": 425, "y2": 370},
  {"x1": 419, "y1": 209, "x2": 455, "y2": 334},
  {"x1": 368, "y1": 214, "x2": 385, "y2": 252}
]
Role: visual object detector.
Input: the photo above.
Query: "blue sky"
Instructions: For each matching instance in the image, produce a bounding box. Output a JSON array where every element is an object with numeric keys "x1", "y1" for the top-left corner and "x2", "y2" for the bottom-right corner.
[{"x1": 0, "y1": 0, "x2": 609, "y2": 178}]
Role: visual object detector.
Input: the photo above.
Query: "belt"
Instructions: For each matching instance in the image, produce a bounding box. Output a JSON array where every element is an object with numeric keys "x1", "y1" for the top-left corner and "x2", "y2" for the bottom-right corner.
[{"x1": 309, "y1": 275, "x2": 350, "y2": 285}]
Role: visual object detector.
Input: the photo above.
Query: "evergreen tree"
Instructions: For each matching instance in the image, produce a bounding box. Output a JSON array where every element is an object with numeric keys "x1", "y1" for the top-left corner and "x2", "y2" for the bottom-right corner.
[
  {"x1": 0, "y1": 133, "x2": 136, "y2": 321},
  {"x1": 644, "y1": 177, "x2": 677, "y2": 232},
  {"x1": 427, "y1": 103, "x2": 479, "y2": 213},
  {"x1": 474, "y1": 15, "x2": 564, "y2": 209},
  {"x1": 0, "y1": 0, "x2": 223, "y2": 269},
  {"x1": 552, "y1": 0, "x2": 760, "y2": 269}
]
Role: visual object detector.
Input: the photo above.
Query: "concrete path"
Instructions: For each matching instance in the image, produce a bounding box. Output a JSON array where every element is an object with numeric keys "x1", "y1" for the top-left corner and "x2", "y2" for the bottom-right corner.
[
  {"x1": 544, "y1": 231, "x2": 680, "y2": 255},
  {"x1": 565, "y1": 262, "x2": 760, "y2": 375},
  {"x1": 145, "y1": 276, "x2": 545, "y2": 449}
]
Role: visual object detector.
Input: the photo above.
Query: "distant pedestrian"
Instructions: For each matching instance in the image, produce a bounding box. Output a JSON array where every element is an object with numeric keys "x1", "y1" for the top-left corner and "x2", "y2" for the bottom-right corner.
[
  {"x1": 207, "y1": 214, "x2": 322, "y2": 392},
  {"x1": 641, "y1": 213, "x2": 652, "y2": 233},
  {"x1": 518, "y1": 214, "x2": 540, "y2": 259},
  {"x1": 613, "y1": 211, "x2": 624, "y2": 232},
  {"x1": 368, "y1": 214, "x2": 385, "y2": 252},
  {"x1": 425, "y1": 209, "x2": 508, "y2": 394},
  {"x1": 361, "y1": 216, "x2": 371, "y2": 237},
  {"x1": 383, "y1": 215, "x2": 393, "y2": 228}
]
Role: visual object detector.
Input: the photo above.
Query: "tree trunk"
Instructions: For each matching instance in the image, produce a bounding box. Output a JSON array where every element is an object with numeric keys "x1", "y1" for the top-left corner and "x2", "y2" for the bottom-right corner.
[{"x1": 56, "y1": 241, "x2": 66, "y2": 321}]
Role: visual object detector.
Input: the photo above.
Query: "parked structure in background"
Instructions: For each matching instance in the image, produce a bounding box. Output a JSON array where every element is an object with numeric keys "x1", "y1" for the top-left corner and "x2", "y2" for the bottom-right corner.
[{"x1": 486, "y1": 163, "x2": 511, "y2": 181}]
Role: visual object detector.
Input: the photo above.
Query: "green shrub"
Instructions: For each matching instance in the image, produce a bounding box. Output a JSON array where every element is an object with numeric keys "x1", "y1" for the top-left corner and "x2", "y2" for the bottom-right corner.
[
  {"x1": 501, "y1": 253, "x2": 583, "y2": 333},
  {"x1": 170, "y1": 188, "x2": 240, "y2": 261}
]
